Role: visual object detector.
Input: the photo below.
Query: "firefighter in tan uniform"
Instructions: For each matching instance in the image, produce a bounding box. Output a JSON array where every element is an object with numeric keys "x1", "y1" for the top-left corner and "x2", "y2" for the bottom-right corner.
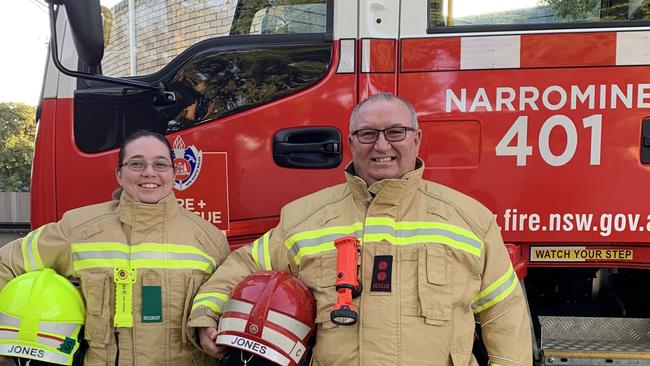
[
  {"x1": 0, "y1": 131, "x2": 230, "y2": 366},
  {"x1": 189, "y1": 94, "x2": 532, "y2": 365}
]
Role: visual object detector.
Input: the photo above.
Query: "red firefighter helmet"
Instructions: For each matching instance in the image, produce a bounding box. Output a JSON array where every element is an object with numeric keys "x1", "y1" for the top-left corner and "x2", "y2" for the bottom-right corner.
[{"x1": 216, "y1": 271, "x2": 316, "y2": 366}]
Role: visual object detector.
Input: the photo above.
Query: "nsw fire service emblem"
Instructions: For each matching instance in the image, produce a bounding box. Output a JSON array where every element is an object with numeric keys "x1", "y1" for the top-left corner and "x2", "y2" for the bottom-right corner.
[{"x1": 172, "y1": 136, "x2": 202, "y2": 191}]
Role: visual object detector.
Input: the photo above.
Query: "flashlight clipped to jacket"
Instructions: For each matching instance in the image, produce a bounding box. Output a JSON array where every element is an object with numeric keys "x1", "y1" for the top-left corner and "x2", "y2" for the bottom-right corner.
[{"x1": 330, "y1": 236, "x2": 362, "y2": 326}]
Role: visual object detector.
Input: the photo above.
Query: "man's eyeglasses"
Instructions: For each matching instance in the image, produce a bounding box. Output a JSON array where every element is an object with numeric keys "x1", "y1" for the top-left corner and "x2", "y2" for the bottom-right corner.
[
  {"x1": 351, "y1": 126, "x2": 416, "y2": 144},
  {"x1": 120, "y1": 160, "x2": 173, "y2": 172}
]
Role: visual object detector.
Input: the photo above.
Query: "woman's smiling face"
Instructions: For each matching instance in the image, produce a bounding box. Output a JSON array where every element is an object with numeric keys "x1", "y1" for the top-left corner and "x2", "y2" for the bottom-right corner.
[{"x1": 116, "y1": 136, "x2": 175, "y2": 203}]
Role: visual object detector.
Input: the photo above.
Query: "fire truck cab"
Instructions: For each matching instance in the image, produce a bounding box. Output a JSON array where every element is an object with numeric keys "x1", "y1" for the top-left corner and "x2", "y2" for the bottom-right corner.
[{"x1": 37, "y1": 0, "x2": 650, "y2": 363}]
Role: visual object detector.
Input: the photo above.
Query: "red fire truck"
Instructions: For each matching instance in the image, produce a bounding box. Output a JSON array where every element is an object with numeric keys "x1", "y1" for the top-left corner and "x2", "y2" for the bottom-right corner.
[{"x1": 36, "y1": 0, "x2": 650, "y2": 363}]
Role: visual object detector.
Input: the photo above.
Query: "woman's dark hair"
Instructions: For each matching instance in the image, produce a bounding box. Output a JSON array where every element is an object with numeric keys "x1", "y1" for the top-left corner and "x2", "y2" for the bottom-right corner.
[{"x1": 118, "y1": 130, "x2": 173, "y2": 166}]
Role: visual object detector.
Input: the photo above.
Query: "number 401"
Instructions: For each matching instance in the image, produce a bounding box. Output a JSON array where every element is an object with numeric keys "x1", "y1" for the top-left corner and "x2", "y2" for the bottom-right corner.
[{"x1": 495, "y1": 114, "x2": 602, "y2": 166}]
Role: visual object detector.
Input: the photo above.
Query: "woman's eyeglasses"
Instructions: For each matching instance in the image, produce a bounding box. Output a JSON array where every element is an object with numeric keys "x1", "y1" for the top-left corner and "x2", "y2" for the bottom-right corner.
[{"x1": 119, "y1": 160, "x2": 173, "y2": 172}]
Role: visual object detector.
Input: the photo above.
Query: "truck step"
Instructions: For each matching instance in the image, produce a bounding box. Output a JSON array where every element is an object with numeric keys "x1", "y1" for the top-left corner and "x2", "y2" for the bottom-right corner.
[{"x1": 539, "y1": 316, "x2": 650, "y2": 365}]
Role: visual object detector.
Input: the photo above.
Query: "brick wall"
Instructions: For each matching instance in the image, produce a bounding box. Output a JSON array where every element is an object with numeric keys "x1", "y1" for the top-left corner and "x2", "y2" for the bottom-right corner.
[{"x1": 103, "y1": 0, "x2": 237, "y2": 76}]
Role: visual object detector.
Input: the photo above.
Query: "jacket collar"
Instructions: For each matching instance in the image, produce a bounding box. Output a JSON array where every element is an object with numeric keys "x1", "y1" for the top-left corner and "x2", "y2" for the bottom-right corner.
[
  {"x1": 344, "y1": 158, "x2": 424, "y2": 206},
  {"x1": 118, "y1": 191, "x2": 179, "y2": 226}
]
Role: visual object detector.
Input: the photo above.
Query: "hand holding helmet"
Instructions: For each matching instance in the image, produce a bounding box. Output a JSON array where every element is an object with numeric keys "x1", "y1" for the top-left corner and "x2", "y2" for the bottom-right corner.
[{"x1": 213, "y1": 271, "x2": 316, "y2": 366}]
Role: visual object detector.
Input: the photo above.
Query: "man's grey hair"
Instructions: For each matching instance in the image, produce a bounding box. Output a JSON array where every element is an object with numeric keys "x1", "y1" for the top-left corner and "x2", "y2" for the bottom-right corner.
[{"x1": 349, "y1": 92, "x2": 419, "y2": 132}]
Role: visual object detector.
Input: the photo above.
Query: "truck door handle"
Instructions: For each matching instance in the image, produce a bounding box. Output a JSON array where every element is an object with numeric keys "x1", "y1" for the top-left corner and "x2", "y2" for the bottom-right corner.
[
  {"x1": 274, "y1": 141, "x2": 341, "y2": 155},
  {"x1": 642, "y1": 118, "x2": 650, "y2": 164},
  {"x1": 273, "y1": 127, "x2": 342, "y2": 168}
]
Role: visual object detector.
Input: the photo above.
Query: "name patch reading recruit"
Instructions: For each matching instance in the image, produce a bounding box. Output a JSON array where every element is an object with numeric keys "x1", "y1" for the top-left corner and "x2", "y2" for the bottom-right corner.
[
  {"x1": 371, "y1": 255, "x2": 393, "y2": 292},
  {"x1": 142, "y1": 285, "x2": 162, "y2": 323}
]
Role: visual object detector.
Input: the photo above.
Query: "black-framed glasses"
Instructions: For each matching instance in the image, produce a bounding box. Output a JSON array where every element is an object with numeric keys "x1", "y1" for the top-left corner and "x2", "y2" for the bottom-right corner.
[
  {"x1": 352, "y1": 126, "x2": 416, "y2": 144},
  {"x1": 119, "y1": 160, "x2": 173, "y2": 172}
]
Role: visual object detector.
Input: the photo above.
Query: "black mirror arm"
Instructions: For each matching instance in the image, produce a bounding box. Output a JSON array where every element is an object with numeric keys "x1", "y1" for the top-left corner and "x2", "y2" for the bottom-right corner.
[{"x1": 47, "y1": 3, "x2": 159, "y2": 92}]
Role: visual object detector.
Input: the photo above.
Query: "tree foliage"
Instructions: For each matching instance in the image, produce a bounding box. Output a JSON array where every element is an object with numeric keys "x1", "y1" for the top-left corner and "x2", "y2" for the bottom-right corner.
[
  {"x1": 0, "y1": 102, "x2": 36, "y2": 192},
  {"x1": 538, "y1": 0, "x2": 600, "y2": 21}
]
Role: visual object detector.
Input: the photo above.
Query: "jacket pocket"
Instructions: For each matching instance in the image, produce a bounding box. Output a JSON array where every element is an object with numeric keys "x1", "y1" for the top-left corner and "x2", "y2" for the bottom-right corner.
[
  {"x1": 80, "y1": 272, "x2": 112, "y2": 344},
  {"x1": 418, "y1": 245, "x2": 452, "y2": 325},
  {"x1": 298, "y1": 251, "x2": 338, "y2": 326}
]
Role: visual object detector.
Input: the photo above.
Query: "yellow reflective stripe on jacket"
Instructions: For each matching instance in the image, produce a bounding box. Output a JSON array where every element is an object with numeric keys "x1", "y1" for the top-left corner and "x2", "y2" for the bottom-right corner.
[
  {"x1": 21, "y1": 226, "x2": 45, "y2": 272},
  {"x1": 70, "y1": 242, "x2": 217, "y2": 274},
  {"x1": 363, "y1": 217, "x2": 482, "y2": 257},
  {"x1": 252, "y1": 231, "x2": 272, "y2": 271},
  {"x1": 472, "y1": 265, "x2": 518, "y2": 313},
  {"x1": 284, "y1": 223, "x2": 364, "y2": 265},
  {"x1": 192, "y1": 292, "x2": 229, "y2": 314},
  {"x1": 284, "y1": 218, "x2": 482, "y2": 263}
]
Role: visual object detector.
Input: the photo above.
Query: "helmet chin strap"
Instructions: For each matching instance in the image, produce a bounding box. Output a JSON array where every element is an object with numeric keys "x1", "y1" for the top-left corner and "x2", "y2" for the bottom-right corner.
[
  {"x1": 240, "y1": 350, "x2": 254, "y2": 366},
  {"x1": 18, "y1": 359, "x2": 31, "y2": 366}
]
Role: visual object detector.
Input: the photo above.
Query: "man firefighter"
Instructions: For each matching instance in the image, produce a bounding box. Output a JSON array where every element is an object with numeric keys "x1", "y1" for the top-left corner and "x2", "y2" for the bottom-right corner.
[{"x1": 188, "y1": 93, "x2": 533, "y2": 365}]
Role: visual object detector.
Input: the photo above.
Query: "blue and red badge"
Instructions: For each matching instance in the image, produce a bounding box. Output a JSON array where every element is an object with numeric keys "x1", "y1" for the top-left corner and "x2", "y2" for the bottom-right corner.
[{"x1": 172, "y1": 136, "x2": 203, "y2": 191}]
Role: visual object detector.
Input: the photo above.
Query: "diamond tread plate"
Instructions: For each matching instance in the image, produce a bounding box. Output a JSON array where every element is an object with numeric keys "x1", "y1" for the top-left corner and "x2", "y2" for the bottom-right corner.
[{"x1": 540, "y1": 316, "x2": 650, "y2": 356}]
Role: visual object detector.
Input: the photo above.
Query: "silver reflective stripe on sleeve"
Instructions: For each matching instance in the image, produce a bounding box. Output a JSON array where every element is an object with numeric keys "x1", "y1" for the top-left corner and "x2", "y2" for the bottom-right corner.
[
  {"x1": 252, "y1": 231, "x2": 272, "y2": 271},
  {"x1": 472, "y1": 266, "x2": 518, "y2": 313},
  {"x1": 24, "y1": 230, "x2": 37, "y2": 269},
  {"x1": 191, "y1": 292, "x2": 229, "y2": 314},
  {"x1": 22, "y1": 226, "x2": 45, "y2": 271}
]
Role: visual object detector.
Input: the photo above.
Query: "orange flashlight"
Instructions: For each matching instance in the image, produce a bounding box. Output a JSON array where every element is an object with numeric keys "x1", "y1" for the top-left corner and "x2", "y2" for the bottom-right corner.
[{"x1": 330, "y1": 236, "x2": 362, "y2": 326}]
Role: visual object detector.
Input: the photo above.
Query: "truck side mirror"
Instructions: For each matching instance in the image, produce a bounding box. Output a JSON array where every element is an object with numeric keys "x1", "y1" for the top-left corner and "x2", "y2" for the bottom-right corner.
[
  {"x1": 46, "y1": 0, "x2": 156, "y2": 91},
  {"x1": 61, "y1": 0, "x2": 104, "y2": 67}
]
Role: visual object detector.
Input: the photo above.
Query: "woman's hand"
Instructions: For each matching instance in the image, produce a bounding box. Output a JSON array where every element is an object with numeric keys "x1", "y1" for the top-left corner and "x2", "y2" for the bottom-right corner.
[{"x1": 198, "y1": 326, "x2": 228, "y2": 359}]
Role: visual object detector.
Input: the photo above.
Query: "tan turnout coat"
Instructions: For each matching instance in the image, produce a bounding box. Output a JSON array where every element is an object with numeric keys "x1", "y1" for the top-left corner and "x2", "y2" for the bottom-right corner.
[
  {"x1": 0, "y1": 193, "x2": 230, "y2": 366},
  {"x1": 189, "y1": 160, "x2": 532, "y2": 366}
]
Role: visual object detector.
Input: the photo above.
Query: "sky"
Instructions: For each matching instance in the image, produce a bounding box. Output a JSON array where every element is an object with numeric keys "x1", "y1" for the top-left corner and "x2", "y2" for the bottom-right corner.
[
  {"x1": 0, "y1": 0, "x2": 119, "y2": 107},
  {"x1": 452, "y1": 0, "x2": 538, "y2": 17},
  {"x1": 0, "y1": 0, "x2": 538, "y2": 107},
  {"x1": 0, "y1": 0, "x2": 50, "y2": 106}
]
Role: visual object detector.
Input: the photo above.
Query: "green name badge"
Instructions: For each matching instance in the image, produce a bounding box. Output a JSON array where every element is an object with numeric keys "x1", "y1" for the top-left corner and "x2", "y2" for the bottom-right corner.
[{"x1": 142, "y1": 286, "x2": 162, "y2": 323}]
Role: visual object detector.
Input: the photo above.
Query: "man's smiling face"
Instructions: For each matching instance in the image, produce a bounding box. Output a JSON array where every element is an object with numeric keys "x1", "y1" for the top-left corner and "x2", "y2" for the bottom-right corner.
[{"x1": 348, "y1": 98, "x2": 421, "y2": 186}]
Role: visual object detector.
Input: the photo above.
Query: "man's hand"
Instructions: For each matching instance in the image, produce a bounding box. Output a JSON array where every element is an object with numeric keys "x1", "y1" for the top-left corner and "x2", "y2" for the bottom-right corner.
[{"x1": 198, "y1": 326, "x2": 227, "y2": 359}]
